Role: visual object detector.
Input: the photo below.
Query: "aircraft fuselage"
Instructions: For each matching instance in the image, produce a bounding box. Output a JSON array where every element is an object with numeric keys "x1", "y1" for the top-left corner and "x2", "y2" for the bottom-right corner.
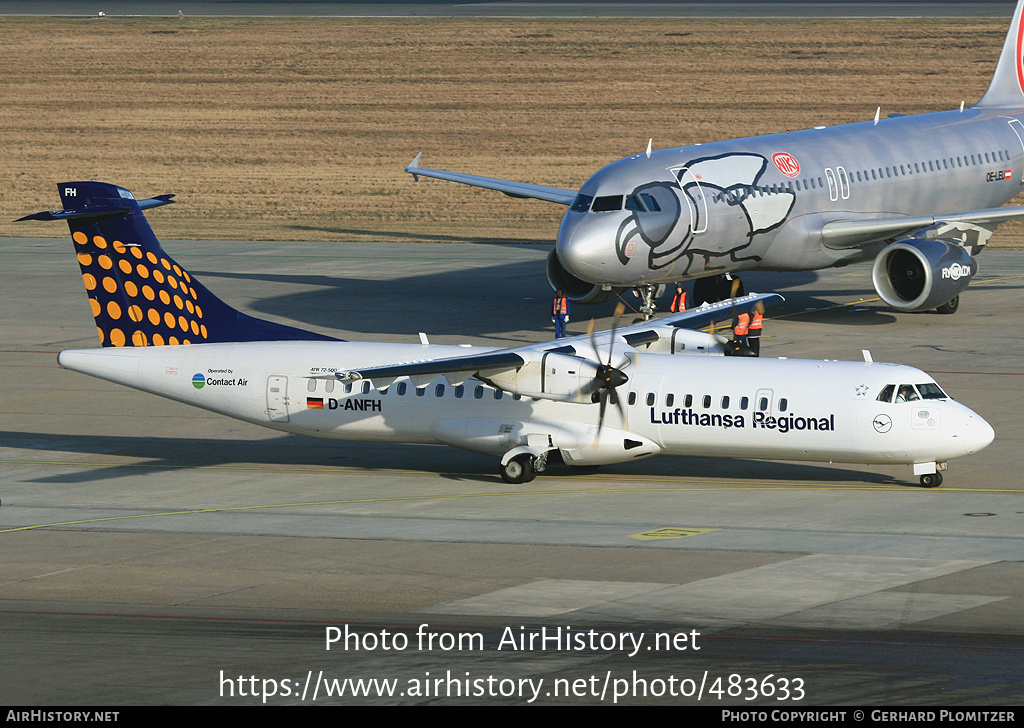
[
  {"x1": 557, "y1": 108, "x2": 1024, "y2": 286},
  {"x1": 58, "y1": 341, "x2": 994, "y2": 472}
]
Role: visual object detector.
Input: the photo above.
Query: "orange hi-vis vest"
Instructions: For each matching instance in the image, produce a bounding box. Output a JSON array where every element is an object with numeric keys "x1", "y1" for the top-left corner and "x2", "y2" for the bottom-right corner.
[
  {"x1": 553, "y1": 296, "x2": 568, "y2": 315},
  {"x1": 749, "y1": 310, "x2": 763, "y2": 333},
  {"x1": 671, "y1": 291, "x2": 687, "y2": 312},
  {"x1": 733, "y1": 312, "x2": 750, "y2": 336}
]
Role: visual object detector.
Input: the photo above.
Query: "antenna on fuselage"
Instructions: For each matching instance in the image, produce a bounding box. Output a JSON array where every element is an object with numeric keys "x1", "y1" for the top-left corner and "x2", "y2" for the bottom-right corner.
[
  {"x1": 645, "y1": 138, "x2": 652, "y2": 158},
  {"x1": 873, "y1": 107, "x2": 880, "y2": 126}
]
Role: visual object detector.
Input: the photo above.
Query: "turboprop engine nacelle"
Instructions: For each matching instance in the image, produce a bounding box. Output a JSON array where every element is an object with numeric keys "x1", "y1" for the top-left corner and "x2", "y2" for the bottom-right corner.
[
  {"x1": 871, "y1": 239, "x2": 977, "y2": 312},
  {"x1": 482, "y1": 351, "x2": 607, "y2": 402}
]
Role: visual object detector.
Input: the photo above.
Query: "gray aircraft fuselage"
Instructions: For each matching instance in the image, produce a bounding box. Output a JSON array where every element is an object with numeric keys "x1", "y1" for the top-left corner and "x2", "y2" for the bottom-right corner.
[
  {"x1": 407, "y1": 0, "x2": 1024, "y2": 313},
  {"x1": 557, "y1": 108, "x2": 1023, "y2": 286}
]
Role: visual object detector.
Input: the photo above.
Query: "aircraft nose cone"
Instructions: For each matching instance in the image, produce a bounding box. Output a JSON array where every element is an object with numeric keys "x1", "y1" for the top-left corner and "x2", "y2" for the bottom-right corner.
[
  {"x1": 962, "y1": 413, "x2": 995, "y2": 455},
  {"x1": 556, "y1": 213, "x2": 610, "y2": 282}
]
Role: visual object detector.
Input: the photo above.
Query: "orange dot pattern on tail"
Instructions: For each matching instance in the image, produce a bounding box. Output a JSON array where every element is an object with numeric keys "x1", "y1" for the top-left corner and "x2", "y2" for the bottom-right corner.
[{"x1": 73, "y1": 231, "x2": 208, "y2": 347}]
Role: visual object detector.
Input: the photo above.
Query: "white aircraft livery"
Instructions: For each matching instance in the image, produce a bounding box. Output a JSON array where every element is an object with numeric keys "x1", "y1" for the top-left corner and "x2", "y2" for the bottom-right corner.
[
  {"x1": 407, "y1": 0, "x2": 1024, "y2": 317},
  {"x1": 21, "y1": 181, "x2": 993, "y2": 486}
]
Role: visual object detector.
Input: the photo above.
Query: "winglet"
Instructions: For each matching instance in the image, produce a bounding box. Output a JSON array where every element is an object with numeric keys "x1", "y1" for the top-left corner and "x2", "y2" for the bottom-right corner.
[
  {"x1": 407, "y1": 152, "x2": 423, "y2": 182},
  {"x1": 975, "y1": 0, "x2": 1024, "y2": 107}
]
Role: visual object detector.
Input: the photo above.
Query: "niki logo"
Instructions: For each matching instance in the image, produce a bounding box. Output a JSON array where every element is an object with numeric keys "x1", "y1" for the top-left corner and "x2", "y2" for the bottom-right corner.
[{"x1": 772, "y1": 152, "x2": 801, "y2": 178}]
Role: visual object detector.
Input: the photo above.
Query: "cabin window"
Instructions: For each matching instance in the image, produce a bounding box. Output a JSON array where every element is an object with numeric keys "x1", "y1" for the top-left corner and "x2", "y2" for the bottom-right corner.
[
  {"x1": 474, "y1": 385, "x2": 484, "y2": 399},
  {"x1": 779, "y1": 398, "x2": 788, "y2": 412},
  {"x1": 628, "y1": 391, "x2": 637, "y2": 406},
  {"x1": 702, "y1": 395, "x2": 711, "y2": 408},
  {"x1": 435, "y1": 383, "x2": 445, "y2": 397},
  {"x1": 646, "y1": 393, "x2": 655, "y2": 406},
  {"x1": 666, "y1": 393, "x2": 674, "y2": 407},
  {"x1": 307, "y1": 379, "x2": 317, "y2": 393},
  {"x1": 877, "y1": 384, "x2": 895, "y2": 403},
  {"x1": 379, "y1": 386, "x2": 389, "y2": 395},
  {"x1": 397, "y1": 382, "x2": 407, "y2": 396},
  {"x1": 454, "y1": 385, "x2": 464, "y2": 398},
  {"x1": 325, "y1": 380, "x2": 335, "y2": 393},
  {"x1": 494, "y1": 389, "x2": 503, "y2": 400},
  {"x1": 416, "y1": 386, "x2": 426, "y2": 397},
  {"x1": 721, "y1": 395, "x2": 730, "y2": 409},
  {"x1": 361, "y1": 381, "x2": 371, "y2": 394},
  {"x1": 513, "y1": 393, "x2": 522, "y2": 401},
  {"x1": 758, "y1": 397, "x2": 769, "y2": 411},
  {"x1": 344, "y1": 382, "x2": 353, "y2": 394},
  {"x1": 684, "y1": 394, "x2": 693, "y2": 407},
  {"x1": 740, "y1": 396, "x2": 749, "y2": 410}
]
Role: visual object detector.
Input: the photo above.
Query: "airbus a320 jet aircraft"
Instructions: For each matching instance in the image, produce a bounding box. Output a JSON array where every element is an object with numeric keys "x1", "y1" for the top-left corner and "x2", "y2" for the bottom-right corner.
[
  {"x1": 22, "y1": 182, "x2": 993, "y2": 486},
  {"x1": 407, "y1": 0, "x2": 1024, "y2": 317}
]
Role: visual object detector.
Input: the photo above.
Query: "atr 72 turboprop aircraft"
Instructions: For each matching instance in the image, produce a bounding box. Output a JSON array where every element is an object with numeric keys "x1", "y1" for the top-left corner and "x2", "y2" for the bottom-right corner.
[
  {"x1": 407, "y1": 0, "x2": 1024, "y2": 317},
  {"x1": 22, "y1": 182, "x2": 993, "y2": 486}
]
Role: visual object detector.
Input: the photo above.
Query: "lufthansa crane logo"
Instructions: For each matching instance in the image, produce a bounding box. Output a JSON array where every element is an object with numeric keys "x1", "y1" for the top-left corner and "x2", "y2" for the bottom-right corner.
[{"x1": 872, "y1": 414, "x2": 892, "y2": 433}]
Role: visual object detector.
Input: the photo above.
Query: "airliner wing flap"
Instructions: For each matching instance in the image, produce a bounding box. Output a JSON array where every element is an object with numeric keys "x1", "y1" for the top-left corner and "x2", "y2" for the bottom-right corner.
[
  {"x1": 821, "y1": 205, "x2": 1024, "y2": 248},
  {"x1": 405, "y1": 154, "x2": 577, "y2": 205}
]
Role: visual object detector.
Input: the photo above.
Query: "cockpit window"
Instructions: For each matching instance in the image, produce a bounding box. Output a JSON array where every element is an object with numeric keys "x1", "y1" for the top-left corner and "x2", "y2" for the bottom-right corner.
[
  {"x1": 916, "y1": 382, "x2": 948, "y2": 400},
  {"x1": 895, "y1": 384, "x2": 920, "y2": 403},
  {"x1": 625, "y1": 195, "x2": 643, "y2": 211},
  {"x1": 640, "y1": 193, "x2": 662, "y2": 212},
  {"x1": 591, "y1": 195, "x2": 624, "y2": 212},
  {"x1": 876, "y1": 384, "x2": 895, "y2": 403},
  {"x1": 570, "y1": 194, "x2": 593, "y2": 213}
]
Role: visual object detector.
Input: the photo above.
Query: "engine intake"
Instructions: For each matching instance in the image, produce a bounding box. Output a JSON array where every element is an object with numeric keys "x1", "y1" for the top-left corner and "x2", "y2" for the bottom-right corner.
[
  {"x1": 871, "y1": 239, "x2": 976, "y2": 312},
  {"x1": 546, "y1": 249, "x2": 623, "y2": 304}
]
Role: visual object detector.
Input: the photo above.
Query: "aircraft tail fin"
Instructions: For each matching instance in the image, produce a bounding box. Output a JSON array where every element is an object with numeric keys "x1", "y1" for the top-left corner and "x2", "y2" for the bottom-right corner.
[
  {"x1": 18, "y1": 181, "x2": 338, "y2": 347},
  {"x1": 975, "y1": 0, "x2": 1024, "y2": 108}
]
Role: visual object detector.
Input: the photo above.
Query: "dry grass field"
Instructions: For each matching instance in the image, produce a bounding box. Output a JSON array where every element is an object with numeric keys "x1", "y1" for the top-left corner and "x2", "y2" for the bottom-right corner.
[{"x1": 2, "y1": 15, "x2": 1022, "y2": 245}]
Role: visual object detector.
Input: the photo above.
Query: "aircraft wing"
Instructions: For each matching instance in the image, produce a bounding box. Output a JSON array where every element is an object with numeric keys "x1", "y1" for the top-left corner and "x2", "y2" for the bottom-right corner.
[
  {"x1": 330, "y1": 293, "x2": 783, "y2": 385},
  {"x1": 820, "y1": 204, "x2": 1024, "y2": 248},
  {"x1": 405, "y1": 153, "x2": 577, "y2": 205}
]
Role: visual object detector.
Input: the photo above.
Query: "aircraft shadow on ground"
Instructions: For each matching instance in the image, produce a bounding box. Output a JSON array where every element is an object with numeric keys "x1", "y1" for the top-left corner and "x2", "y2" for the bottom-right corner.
[
  {"x1": 191, "y1": 262, "x2": 898, "y2": 338},
  {"x1": 288, "y1": 224, "x2": 552, "y2": 247},
  {"x1": 3, "y1": 431, "x2": 900, "y2": 487}
]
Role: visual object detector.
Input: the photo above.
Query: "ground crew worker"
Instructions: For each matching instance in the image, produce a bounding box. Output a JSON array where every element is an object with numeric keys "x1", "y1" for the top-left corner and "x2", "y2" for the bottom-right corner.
[
  {"x1": 670, "y1": 283, "x2": 687, "y2": 312},
  {"x1": 733, "y1": 310, "x2": 750, "y2": 349},
  {"x1": 552, "y1": 289, "x2": 570, "y2": 339},
  {"x1": 747, "y1": 303, "x2": 764, "y2": 356}
]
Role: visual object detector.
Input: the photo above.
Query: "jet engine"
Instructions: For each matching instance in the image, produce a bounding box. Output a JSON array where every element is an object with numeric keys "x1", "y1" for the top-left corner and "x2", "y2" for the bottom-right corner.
[
  {"x1": 871, "y1": 239, "x2": 977, "y2": 313},
  {"x1": 546, "y1": 249, "x2": 623, "y2": 304}
]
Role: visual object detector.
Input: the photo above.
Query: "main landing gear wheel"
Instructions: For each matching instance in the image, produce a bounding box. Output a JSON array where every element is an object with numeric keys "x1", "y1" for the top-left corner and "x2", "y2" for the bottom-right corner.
[
  {"x1": 935, "y1": 296, "x2": 959, "y2": 315},
  {"x1": 501, "y1": 454, "x2": 536, "y2": 484},
  {"x1": 919, "y1": 472, "x2": 943, "y2": 488}
]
